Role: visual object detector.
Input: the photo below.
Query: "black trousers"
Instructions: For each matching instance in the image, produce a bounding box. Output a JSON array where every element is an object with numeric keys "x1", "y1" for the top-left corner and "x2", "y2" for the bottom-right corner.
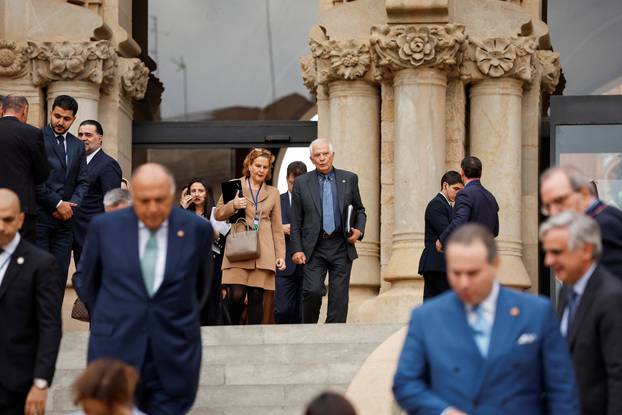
[
  {"x1": 20, "y1": 213, "x2": 38, "y2": 244},
  {"x1": 422, "y1": 271, "x2": 450, "y2": 301},
  {"x1": 0, "y1": 383, "x2": 28, "y2": 415},
  {"x1": 302, "y1": 236, "x2": 352, "y2": 324},
  {"x1": 135, "y1": 345, "x2": 195, "y2": 415},
  {"x1": 36, "y1": 212, "x2": 73, "y2": 291},
  {"x1": 275, "y1": 270, "x2": 303, "y2": 324}
]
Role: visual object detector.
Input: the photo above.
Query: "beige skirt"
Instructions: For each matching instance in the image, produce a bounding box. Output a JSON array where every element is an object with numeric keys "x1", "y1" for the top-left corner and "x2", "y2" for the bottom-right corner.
[{"x1": 222, "y1": 267, "x2": 275, "y2": 291}]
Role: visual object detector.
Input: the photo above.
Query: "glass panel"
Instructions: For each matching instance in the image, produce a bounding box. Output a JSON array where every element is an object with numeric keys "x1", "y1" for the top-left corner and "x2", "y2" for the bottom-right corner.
[{"x1": 555, "y1": 125, "x2": 622, "y2": 208}]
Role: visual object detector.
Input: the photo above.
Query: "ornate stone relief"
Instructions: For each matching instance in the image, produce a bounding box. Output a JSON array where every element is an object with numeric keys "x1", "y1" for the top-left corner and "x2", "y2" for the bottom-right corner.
[
  {"x1": 0, "y1": 40, "x2": 30, "y2": 77},
  {"x1": 27, "y1": 40, "x2": 117, "y2": 88},
  {"x1": 329, "y1": 40, "x2": 371, "y2": 80},
  {"x1": 370, "y1": 24, "x2": 466, "y2": 73},
  {"x1": 120, "y1": 58, "x2": 150, "y2": 100},
  {"x1": 537, "y1": 50, "x2": 561, "y2": 94},
  {"x1": 463, "y1": 36, "x2": 537, "y2": 83},
  {"x1": 299, "y1": 54, "x2": 317, "y2": 94}
]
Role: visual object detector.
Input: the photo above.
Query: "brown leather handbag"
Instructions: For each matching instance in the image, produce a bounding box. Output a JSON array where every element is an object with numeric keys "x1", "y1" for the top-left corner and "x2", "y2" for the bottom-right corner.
[
  {"x1": 71, "y1": 298, "x2": 90, "y2": 322},
  {"x1": 225, "y1": 218, "x2": 261, "y2": 262}
]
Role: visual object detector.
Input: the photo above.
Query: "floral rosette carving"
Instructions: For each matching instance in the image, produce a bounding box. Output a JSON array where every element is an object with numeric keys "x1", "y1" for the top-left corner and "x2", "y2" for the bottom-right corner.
[
  {"x1": 465, "y1": 36, "x2": 537, "y2": 82},
  {"x1": 28, "y1": 40, "x2": 117, "y2": 87},
  {"x1": 121, "y1": 58, "x2": 149, "y2": 100},
  {"x1": 370, "y1": 24, "x2": 465, "y2": 72},
  {"x1": 0, "y1": 40, "x2": 29, "y2": 77},
  {"x1": 328, "y1": 40, "x2": 371, "y2": 80},
  {"x1": 537, "y1": 50, "x2": 561, "y2": 94},
  {"x1": 299, "y1": 54, "x2": 317, "y2": 94}
]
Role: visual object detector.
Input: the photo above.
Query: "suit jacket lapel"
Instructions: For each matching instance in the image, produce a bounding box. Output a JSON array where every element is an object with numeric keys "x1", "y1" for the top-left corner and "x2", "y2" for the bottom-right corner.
[
  {"x1": 126, "y1": 211, "x2": 148, "y2": 298},
  {"x1": 307, "y1": 173, "x2": 322, "y2": 215},
  {"x1": 0, "y1": 241, "x2": 27, "y2": 301},
  {"x1": 335, "y1": 169, "x2": 346, "y2": 217},
  {"x1": 159, "y1": 210, "x2": 183, "y2": 295},
  {"x1": 568, "y1": 268, "x2": 600, "y2": 348}
]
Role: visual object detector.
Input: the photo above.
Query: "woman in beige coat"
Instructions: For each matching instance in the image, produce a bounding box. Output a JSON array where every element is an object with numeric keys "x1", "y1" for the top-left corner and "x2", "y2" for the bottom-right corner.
[{"x1": 215, "y1": 148, "x2": 286, "y2": 324}]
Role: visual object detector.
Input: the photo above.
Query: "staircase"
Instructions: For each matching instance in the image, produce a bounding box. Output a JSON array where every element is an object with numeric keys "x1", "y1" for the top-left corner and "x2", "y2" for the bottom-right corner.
[{"x1": 47, "y1": 324, "x2": 403, "y2": 415}]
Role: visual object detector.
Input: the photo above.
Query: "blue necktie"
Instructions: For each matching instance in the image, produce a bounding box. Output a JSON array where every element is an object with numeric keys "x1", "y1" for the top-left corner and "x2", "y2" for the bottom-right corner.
[
  {"x1": 141, "y1": 231, "x2": 158, "y2": 296},
  {"x1": 470, "y1": 305, "x2": 491, "y2": 357},
  {"x1": 322, "y1": 175, "x2": 335, "y2": 234},
  {"x1": 566, "y1": 289, "x2": 579, "y2": 334}
]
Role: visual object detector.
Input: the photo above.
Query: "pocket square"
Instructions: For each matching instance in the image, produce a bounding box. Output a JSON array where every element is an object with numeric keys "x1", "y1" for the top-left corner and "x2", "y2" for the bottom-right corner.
[{"x1": 517, "y1": 333, "x2": 537, "y2": 345}]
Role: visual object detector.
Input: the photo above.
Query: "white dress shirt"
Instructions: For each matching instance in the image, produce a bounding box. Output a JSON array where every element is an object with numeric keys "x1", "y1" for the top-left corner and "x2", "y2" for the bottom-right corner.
[
  {"x1": 0, "y1": 232, "x2": 21, "y2": 288},
  {"x1": 86, "y1": 147, "x2": 101, "y2": 165},
  {"x1": 138, "y1": 220, "x2": 168, "y2": 294},
  {"x1": 560, "y1": 263, "x2": 596, "y2": 337}
]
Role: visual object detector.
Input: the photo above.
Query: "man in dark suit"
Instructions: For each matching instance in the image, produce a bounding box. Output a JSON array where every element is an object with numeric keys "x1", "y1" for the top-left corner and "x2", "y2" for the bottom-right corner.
[
  {"x1": 36, "y1": 95, "x2": 89, "y2": 289},
  {"x1": 541, "y1": 211, "x2": 622, "y2": 415},
  {"x1": 291, "y1": 138, "x2": 366, "y2": 324},
  {"x1": 0, "y1": 95, "x2": 49, "y2": 242},
  {"x1": 437, "y1": 156, "x2": 499, "y2": 252},
  {"x1": 540, "y1": 166, "x2": 622, "y2": 278},
  {"x1": 394, "y1": 224, "x2": 579, "y2": 415},
  {"x1": 418, "y1": 171, "x2": 463, "y2": 300},
  {"x1": 74, "y1": 163, "x2": 213, "y2": 415},
  {"x1": 72, "y1": 119, "x2": 122, "y2": 264},
  {"x1": 275, "y1": 161, "x2": 308, "y2": 324},
  {"x1": 0, "y1": 189, "x2": 63, "y2": 415}
]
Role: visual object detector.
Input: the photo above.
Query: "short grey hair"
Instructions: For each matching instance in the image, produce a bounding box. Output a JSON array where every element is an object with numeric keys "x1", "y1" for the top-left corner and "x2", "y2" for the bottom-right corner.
[
  {"x1": 539, "y1": 211, "x2": 602, "y2": 259},
  {"x1": 540, "y1": 166, "x2": 594, "y2": 195},
  {"x1": 309, "y1": 138, "x2": 334, "y2": 156},
  {"x1": 103, "y1": 188, "x2": 131, "y2": 208}
]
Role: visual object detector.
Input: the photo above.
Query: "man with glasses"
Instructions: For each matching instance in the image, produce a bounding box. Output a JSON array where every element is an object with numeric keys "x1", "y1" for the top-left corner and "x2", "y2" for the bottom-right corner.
[
  {"x1": 72, "y1": 120, "x2": 122, "y2": 264},
  {"x1": 540, "y1": 166, "x2": 622, "y2": 278}
]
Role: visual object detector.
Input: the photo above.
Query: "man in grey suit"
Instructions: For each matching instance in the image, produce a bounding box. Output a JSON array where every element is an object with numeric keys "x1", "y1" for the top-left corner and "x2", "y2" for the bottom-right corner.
[{"x1": 290, "y1": 138, "x2": 366, "y2": 323}]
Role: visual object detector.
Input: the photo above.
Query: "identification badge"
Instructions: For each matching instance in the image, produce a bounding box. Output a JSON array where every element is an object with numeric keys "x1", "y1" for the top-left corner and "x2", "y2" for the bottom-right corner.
[{"x1": 253, "y1": 217, "x2": 260, "y2": 230}]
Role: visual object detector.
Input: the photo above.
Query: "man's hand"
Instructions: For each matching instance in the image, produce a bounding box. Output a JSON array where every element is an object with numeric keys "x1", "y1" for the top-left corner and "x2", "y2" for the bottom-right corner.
[
  {"x1": 435, "y1": 239, "x2": 443, "y2": 253},
  {"x1": 25, "y1": 386, "x2": 47, "y2": 415},
  {"x1": 347, "y1": 228, "x2": 362, "y2": 245},
  {"x1": 276, "y1": 258, "x2": 286, "y2": 271},
  {"x1": 292, "y1": 252, "x2": 306, "y2": 265},
  {"x1": 282, "y1": 224, "x2": 291, "y2": 235},
  {"x1": 56, "y1": 201, "x2": 77, "y2": 221}
]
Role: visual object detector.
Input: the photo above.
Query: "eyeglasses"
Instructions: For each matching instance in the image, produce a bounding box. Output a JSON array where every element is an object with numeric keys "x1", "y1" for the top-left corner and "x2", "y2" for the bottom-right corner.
[{"x1": 540, "y1": 191, "x2": 575, "y2": 216}]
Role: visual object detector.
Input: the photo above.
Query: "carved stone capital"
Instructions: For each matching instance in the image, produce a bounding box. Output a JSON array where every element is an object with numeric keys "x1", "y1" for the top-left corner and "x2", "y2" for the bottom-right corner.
[
  {"x1": 462, "y1": 36, "x2": 537, "y2": 83},
  {"x1": 0, "y1": 40, "x2": 30, "y2": 77},
  {"x1": 299, "y1": 54, "x2": 317, "y2": 95},
  {"x1": 119, "y1": 58, "x2": 150, "y2": 100},
  {"x1": 370, "y1": 24, "x2": 465, "y2": 74},
  {"x1": 27, "y1": 40, "x2": 117, "y2": 88},
  {"x1": 328, "y1": 39, "x2": 371, "y2": 81},
  {"x1": 536, "y1": 50, "x2": 561, "y2": 94}
]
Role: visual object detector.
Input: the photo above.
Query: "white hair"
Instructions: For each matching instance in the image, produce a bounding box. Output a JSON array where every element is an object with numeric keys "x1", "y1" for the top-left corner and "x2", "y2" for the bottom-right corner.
[
  {"x1": 103, "y1": 188, "x2": 131, "y2": 207},
  {"x1": 309, "y1": 138, "x2": 334, "y2": 156},
  {"x1": 539, "y1": 211, "x2": 602, "y2": 259}
]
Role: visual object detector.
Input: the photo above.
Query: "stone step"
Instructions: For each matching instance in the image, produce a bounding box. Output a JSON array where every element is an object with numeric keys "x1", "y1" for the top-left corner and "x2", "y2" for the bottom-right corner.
[{"x1": 46, "y1": 323, "x2": 403, "y2": 415}]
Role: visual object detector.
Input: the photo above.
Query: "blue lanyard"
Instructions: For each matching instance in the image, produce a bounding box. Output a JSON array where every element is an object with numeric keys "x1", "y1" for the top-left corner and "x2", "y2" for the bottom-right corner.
[{"x1": 247, "y1": 179, "x2": 262, "y2": 212}]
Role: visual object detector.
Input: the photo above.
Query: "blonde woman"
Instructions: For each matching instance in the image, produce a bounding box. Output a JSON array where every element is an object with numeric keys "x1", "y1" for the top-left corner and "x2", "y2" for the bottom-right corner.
[{"x1": 215, "y1": 148, "x2": 285, "y2": 324}]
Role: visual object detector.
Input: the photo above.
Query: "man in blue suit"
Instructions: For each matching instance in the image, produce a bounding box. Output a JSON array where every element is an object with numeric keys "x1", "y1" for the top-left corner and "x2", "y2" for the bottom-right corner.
[
  {"x1": 275, "y1": 161, "x2": 307, "y2": 323},
  {"x1": 74, "y1": 163, "x2": 213, "y2": 415},
  {"x1": 394, "y1": 224, "x2": 579, "y2": 415},
  {"x1": 72, "y1": 119, "x2": 122, "y2": 264},
  {"x1": 437, "y1": 156, "x2": 499, "y2": 252},
  {"x1": 36, "y1": 95, "x2": 89, "y2": 289}
]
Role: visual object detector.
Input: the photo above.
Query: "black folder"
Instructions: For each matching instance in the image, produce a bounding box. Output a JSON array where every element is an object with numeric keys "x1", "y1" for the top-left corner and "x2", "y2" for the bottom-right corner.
[{"x1": 221, "y1": 179, "x2": 245, "y2": 222}]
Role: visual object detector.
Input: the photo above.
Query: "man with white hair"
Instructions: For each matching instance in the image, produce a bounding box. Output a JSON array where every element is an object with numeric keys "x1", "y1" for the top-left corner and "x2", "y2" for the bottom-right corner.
[
  {"x1": 290, "y1": 138, "x2": 366, "y2": 323},
  {"x1": 540, "y1": 211, "x2": 622, "y2": 415},
  {"x1": 74, "y1": 163, "x2": 213, "y2": 414},
  {"x1": 103, "y1": 188, "x2": 131, "y2": 212}
]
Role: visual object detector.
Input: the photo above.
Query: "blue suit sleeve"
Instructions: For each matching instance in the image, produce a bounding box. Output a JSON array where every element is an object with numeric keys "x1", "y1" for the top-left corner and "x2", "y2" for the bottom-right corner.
[
  {"x1": 100, "y1": 159, "x2": 123, "y2": 195},
  {"x1": 69, "y1": 147, "x2": 90, "y2": 206},
  {"x1": 393, "y1": 310, "x2": 452, "y2": 414},
  {"x1": 439, "y1": 191, "x2": 472, "y2": 246},
  {"x1": 73, "y1": 217, "x2": 103, "y2": 311},
  {"x1": 427, "y1": 201, "x2": 451, "y2": 239},
  {"x1": 540, "y1": 303, "x2": 581, "y2": 415}
]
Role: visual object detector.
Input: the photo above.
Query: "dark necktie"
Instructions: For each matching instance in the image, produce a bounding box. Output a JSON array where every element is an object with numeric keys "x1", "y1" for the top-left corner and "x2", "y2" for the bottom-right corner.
[
  {"x1": 56, "y1": 135, "x2": 67, "y2": 161},
  {"x1": 566, "y1": 289, "x2": 579, "y2": 334}
]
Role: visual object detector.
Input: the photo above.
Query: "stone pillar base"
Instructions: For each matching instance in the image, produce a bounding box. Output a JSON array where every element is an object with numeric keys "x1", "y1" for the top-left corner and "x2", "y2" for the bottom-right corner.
[
  {"x1": 355, "y1": 280, "x2": 423, "y2": 324},
  {"x1": 496, "y1": 240, "x2": 531, "y2": 289}
]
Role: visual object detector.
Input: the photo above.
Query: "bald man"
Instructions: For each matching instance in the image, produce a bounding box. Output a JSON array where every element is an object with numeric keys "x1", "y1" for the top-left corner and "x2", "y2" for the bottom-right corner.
[
  {"x1": 73, "y1": 164, "x2": 213, "y2": 415},
  {"x1": 0, "y1": 189, "x2": 62, "y2": 415}
]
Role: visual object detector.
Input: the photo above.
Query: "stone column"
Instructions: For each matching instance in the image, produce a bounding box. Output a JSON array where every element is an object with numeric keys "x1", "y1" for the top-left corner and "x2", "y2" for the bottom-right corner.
[
  {"x1": 463, "y1": 36, "x2": 538, "y2": 289},
  {"x1": 357, "y1": 23, "x2": 465, "y2": 323},
  {"x1": 47, "y1": 81, "x2": 100, "y2": 135},
  {"x1": 445, "y1": 79, "x2": 466, "y2": 171},
  {"x1": 328, "y1": 80, "x2": 380, "y2": 319},
  {"x1": 316, "y1": 85, "x2": 331, "y2": 138}
]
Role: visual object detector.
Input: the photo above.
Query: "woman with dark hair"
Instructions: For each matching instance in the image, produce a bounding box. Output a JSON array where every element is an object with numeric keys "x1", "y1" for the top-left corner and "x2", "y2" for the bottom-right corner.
[
  {"x1": 305, "y1": 392, "x2": 357, "y2": 415},
  {"x1": 180, "y1": 177, "x2": 231, "y2": 325},
  {"x1": 71, "y1": 358, "x2": 144, "y2": 415},
  {"x1": 215, "y1": 148, "x2": 286, "y2": 325}
]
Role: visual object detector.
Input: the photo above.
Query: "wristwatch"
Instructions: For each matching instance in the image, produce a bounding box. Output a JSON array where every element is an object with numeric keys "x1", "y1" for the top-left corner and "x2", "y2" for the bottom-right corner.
[{"x1": 33, "y1": 378, "x2": 48, "y2": 390}]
